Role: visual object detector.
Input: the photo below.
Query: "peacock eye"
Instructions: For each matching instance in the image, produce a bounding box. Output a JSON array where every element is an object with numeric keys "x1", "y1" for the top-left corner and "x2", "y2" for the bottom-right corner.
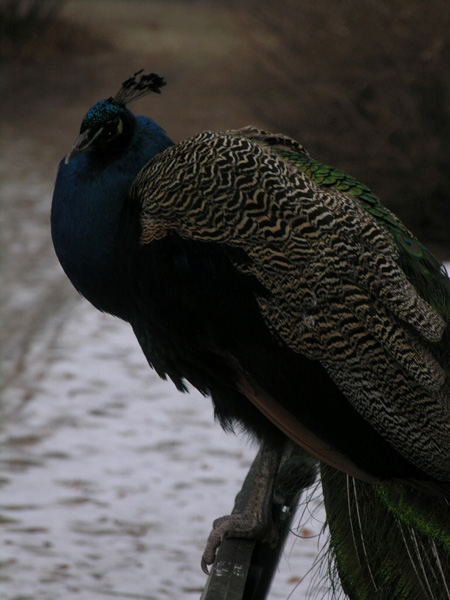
[
  {"x1": 106, "y1": 117, "x2": 123, "y2": 139},
  {"x1": 99, "y1": 117, "x2": 124, "y2": 144}
]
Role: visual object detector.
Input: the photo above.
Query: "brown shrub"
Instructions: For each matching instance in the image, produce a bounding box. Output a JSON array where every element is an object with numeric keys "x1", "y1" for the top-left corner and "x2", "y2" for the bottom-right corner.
[{"x1": 238, "y1": 0, "x2": 450, "y2": 255}]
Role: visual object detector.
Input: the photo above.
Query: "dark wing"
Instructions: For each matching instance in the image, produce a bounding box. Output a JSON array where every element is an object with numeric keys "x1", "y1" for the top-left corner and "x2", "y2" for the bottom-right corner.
[{"x1": 131, "y1": 128, "x2": 450, "y2": 482}]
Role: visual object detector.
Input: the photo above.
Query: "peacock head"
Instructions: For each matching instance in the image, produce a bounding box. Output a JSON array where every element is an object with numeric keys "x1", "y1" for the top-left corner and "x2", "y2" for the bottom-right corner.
[{"x1": 65, "y1": 70, "x2": 166, "y2": 164}]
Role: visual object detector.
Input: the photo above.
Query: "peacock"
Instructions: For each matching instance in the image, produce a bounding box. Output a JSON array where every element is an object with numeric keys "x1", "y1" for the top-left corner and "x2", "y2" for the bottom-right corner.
[{"x1": 51, "y1": 71, "x2": 450, "y2": 599}]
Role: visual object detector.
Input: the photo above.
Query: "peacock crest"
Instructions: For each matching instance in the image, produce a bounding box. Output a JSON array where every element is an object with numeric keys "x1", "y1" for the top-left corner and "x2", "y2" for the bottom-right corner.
[{"x1": 111, "y1": 69, "x2": 166, "y2": 107}]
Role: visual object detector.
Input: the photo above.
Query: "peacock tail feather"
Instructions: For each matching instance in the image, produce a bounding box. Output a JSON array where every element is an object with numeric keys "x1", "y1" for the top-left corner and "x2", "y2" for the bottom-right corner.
[{"x1": 322, "y1": 465, "x2": 450, "y2": 599}]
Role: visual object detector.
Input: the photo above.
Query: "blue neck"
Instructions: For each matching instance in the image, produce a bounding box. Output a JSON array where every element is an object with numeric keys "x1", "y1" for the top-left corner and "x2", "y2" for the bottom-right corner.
[{"x1": 51, "y1": 116, "x2": 173, "y2": 319}]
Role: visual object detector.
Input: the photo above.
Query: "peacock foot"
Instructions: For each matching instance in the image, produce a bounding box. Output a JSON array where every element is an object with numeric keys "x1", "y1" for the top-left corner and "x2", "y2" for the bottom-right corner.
[
  {"x1": 201, "y1": 509, "x2": 279, "y2": 574},
  {"x1": 200, "y1": 442, "x2": 285, "y2": 574}
]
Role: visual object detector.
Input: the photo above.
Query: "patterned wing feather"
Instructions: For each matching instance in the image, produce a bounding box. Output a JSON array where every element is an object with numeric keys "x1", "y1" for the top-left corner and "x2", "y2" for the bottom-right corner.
[{"x1": 132, "y1": 128, "x2": 450, "y2": 481}]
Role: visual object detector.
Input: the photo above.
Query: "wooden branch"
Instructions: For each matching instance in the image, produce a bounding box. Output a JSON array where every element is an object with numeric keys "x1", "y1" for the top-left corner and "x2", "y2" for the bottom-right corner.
[{"x1": 200, "y1": 446, "x2": 317, "y2": 600}]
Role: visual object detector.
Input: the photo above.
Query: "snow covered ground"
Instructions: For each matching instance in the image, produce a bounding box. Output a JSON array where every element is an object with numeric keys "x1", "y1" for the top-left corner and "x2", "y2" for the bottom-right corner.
[{"x1": 1, "y1": 296, "x2": 325, "y2": 600}]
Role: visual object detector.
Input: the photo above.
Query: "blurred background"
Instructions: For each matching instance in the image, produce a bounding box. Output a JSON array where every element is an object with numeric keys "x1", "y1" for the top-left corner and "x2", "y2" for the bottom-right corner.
[{"x1": 1, "y1": 1, "x2": 449, "y2": 598}]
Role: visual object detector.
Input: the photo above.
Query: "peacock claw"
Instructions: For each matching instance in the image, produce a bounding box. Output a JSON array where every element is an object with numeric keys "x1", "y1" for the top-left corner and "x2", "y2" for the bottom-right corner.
[{"x1": 201, "y1": 510, "x2": 279, "y2": 574}]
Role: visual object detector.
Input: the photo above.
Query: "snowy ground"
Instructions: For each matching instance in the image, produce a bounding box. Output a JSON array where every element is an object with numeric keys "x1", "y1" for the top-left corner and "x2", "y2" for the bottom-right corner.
[{"x1": 1, "y1": 296, "x2": 325, "y2": 600}]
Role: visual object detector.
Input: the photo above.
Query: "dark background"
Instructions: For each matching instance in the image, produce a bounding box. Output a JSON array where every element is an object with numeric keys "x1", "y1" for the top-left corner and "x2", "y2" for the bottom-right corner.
[{"x1": 2, "y1": 0, "x2": 449, "y2": 257}]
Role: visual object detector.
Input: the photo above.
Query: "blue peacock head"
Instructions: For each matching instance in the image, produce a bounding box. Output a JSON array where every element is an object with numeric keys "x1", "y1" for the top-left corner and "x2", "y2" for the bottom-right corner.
[{"x1": 65, "y1": 70, "x2": 166, "y2": 164}]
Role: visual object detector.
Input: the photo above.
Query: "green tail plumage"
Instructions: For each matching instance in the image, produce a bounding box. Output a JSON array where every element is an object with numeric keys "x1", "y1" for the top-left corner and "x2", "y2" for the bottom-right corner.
[{"x1": 322, "y1": 467, "x2": 450, "y2": 599}]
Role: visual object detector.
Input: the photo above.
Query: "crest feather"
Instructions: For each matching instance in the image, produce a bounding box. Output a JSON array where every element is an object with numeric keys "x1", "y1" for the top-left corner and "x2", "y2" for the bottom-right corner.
[{"x1": 112, "y1": 70, "x2": 166, "y2": 107}]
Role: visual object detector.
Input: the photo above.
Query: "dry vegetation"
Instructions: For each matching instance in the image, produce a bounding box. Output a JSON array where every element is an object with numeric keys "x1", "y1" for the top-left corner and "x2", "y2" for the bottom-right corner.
[
  {"x1": 2, "y1": 0, "x2": 449, "y2": 255},
  {"x1": 238, "y1": 0, "x2": 450, "y2": 255}
]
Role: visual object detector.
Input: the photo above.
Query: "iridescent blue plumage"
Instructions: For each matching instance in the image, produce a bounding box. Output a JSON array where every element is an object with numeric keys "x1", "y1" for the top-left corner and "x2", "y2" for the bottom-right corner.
[
  {"x1": 80, "y1": 98, "x2": 125, "y2": 131},
  {"x1": 52, "y1": 96, "x2": 173, "y2": 317}
]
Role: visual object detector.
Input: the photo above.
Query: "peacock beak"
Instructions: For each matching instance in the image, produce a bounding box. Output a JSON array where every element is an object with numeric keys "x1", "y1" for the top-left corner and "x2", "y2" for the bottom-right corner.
[{"x1": 64, "y1": 127, "x2": 104, "y2": 164}]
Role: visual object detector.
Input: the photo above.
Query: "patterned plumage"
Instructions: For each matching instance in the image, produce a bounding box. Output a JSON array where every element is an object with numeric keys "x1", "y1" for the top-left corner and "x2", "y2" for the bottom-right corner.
[{"x1": 51, "y1": 71, "x2": 450, "y2": 598}]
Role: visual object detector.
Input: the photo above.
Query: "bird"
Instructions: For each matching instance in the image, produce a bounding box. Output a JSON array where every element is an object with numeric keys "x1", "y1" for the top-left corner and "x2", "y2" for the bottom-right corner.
[{"x1": 51, "y1": 70, "x2": 450, "y2": 598}]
